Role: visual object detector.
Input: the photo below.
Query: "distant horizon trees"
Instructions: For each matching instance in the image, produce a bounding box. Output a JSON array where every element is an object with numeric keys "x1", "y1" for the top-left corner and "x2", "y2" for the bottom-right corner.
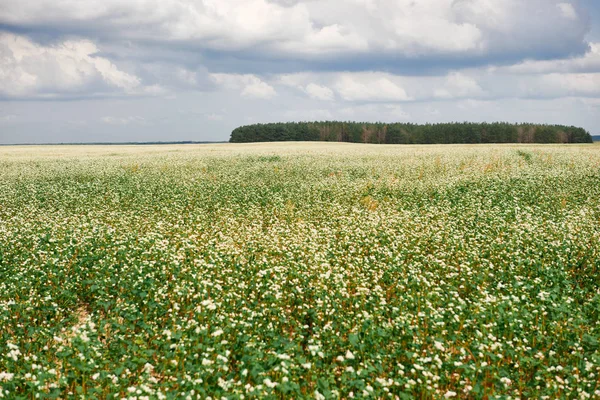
[{"x1": 230, "y1": 122, "x2": 593, "y2": 144}]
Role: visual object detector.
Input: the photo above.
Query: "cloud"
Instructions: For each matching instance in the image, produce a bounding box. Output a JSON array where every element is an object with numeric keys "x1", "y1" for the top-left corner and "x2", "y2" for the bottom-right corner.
[
  {"x1": 433, "y1": 72, "x2": 484, "y2": 99},
  {"x1": 242, "y1": 80, "x2": 277, "y2": 99},
  {"x1": 499, "y1": 43, "x2": 600, "y2": 74},
  {"x1": 276, "y1": 74, "x2": 333, "y2": 100},
  {"x1": 539, "y1": 73, "x2": 600, "y2": 96},
  {"x1": 272, "y1": 66, "x2": 598, "y2": 103},
  {"x1": 334, "y1": 73, "x2": 410, "y2": 102},
  {"x1": 0, "y1": 0, "x2": 590, "y2": 71},
  {"x1": 211, "y1": 73, "x2": 277, "y2": 99},
  {"x1": 304, "y1": 83, "x2": 334, "y2": 101},
  {"x1": 557, "y1": 3, "x2": 578, "y2": 20},
  {"x1": 139, "y1": 63, "x2": 215, "y2": 91},
  {"x1": 0, "y1": 33, "x2": 144, "y2": 98}
]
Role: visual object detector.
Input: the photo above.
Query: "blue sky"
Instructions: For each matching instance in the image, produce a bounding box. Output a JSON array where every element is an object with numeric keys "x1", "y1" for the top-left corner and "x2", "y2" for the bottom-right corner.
[{"x1": 1, "y1": 0, "x2": 599, "y2": 143}]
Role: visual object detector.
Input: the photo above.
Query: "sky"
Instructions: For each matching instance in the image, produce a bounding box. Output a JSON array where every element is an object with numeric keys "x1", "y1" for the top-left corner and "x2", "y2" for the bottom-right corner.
[{"x1": 0, "y1": 0, "x2": 599, "y2": 143}]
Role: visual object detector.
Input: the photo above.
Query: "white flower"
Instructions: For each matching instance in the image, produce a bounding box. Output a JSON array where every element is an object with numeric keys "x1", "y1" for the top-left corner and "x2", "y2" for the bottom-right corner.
[
  {"x1": 444, "y1": 391, "x2": 457, "y2": 398},
  {"x1": 0, "y1": 372, "x2": 14, "y2": 381},
  {"x1": 345, "y1": 350, "x2": 355, "y2": 360},
  {"x1": 143, "y1": 363, "x2": 154, "y2": 373},
  {"x1": 263, "y1": 378, "x2": 278, "y2": 388}
]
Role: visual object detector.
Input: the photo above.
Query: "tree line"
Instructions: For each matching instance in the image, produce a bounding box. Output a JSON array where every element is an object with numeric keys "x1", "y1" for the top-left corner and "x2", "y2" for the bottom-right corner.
[{"x1": 230, "y1": 122, "x2": 592, "y2": 144}]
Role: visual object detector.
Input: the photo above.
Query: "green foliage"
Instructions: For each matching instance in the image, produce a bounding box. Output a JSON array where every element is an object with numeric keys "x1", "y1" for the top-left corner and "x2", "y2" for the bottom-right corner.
[
  {"x1": 230, "y1": 121, "x2": 593, "y2": 144},
  {"x1": 0, "y1": 143, "x2": 599, "y2": 398}
]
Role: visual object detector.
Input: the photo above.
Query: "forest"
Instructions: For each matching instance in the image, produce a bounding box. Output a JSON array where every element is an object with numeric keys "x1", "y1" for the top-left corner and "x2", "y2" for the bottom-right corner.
[{"x1": 229, "y1": 122, "x2": 593, "y2": 144}]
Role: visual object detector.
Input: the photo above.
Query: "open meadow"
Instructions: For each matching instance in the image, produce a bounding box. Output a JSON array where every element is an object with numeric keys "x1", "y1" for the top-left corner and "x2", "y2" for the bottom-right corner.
[{"x1": 0, "y1": 142, "x2": 599, "y2": 399}]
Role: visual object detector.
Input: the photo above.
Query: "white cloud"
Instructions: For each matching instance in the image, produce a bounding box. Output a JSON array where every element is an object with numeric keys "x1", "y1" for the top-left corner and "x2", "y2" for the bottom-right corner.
[
  {"x1": 540, "y1": 73, "x2": 600, "y2": 96},
  {"x1": 557, "y1": 3, "x2": 577, "y2": 20},
  {"x1": 277, "y1": 73, "x2": 311, "y2": 88},
  {"x1": 500, "y1": 43, "x2": 600, "y2": 74},
  {"x1": 242, "y1": 80, "x2": 277, "y2": 99},
  {"x1": 434, "y1": 72, "x2": 484, "y2": 99},
  {"x1": 334, "y1": 73, "x2": 410, "y2": 102},
  {"x1": 211, "y1": 73, "x2": 277, "y2": 99},
  {"x1": 0, "y1": 33, "x2": 142, "y2": 98},
  {"x1": 304, "y1": 83, "x2": 334, "y2": 101}
]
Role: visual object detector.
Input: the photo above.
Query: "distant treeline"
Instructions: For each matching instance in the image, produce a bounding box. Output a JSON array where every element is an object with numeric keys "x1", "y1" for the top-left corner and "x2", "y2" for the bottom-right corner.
[{"x1": 230, "y1": 122, "x2": 592, "y2": 144}]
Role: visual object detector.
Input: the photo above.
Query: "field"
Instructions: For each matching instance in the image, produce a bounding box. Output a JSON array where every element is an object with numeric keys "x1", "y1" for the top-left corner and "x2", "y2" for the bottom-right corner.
[{"x1": 1, "y1": 142, "x2": 599, "y2": 399}]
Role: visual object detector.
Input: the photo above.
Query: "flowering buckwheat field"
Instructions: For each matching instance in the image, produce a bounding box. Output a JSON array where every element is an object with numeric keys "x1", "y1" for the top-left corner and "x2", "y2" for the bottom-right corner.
[{"x1": 0, "y1": 143, "x2": 599, "y2": 399}]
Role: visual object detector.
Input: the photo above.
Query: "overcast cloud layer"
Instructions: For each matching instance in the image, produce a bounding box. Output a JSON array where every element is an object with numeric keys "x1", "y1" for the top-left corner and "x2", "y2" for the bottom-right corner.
[{"x1": 1, "y1": 0, "x2": 599, "y2": 143}]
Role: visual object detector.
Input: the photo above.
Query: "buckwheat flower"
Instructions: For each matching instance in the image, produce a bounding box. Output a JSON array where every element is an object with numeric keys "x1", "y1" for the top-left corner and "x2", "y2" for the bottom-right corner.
[
  {"x1": 263, "y1": 378, "x2": 277, "y2": 388},
  {"x1": 212, "y1": 329, "x2": 224, "y2": 337},
  {"x1": 345, "y1": 350, "x2": 355, "y2": 360},
  {"x1": 444, "y1": 390, "x2": 457, "y2": 398},
  {"x1": 0, "y1": 373, "x2": 14, "y2": 381},
  {"x1": 301, "y1": 363, "x2": 312, "y2": 369},
  {"x1": 314, "y1": 390, "x2": 325, "y2": 400}
]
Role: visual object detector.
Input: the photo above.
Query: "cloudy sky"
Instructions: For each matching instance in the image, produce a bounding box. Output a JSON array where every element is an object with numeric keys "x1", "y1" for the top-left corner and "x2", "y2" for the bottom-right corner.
[{"x1": 1, "y1": 0, "x2": 599, "y2": 143}]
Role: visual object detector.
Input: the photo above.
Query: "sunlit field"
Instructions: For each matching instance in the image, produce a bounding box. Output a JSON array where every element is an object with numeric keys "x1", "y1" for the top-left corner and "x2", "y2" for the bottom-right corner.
[{"x1": 1, "y1": 143, "x2": 599, "y2": 399}]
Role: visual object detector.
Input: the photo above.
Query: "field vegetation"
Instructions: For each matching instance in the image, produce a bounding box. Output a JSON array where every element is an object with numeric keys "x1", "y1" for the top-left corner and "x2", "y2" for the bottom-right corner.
[{"x1": 0, "y1": 143, "x2": 599, "y2": 399}]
